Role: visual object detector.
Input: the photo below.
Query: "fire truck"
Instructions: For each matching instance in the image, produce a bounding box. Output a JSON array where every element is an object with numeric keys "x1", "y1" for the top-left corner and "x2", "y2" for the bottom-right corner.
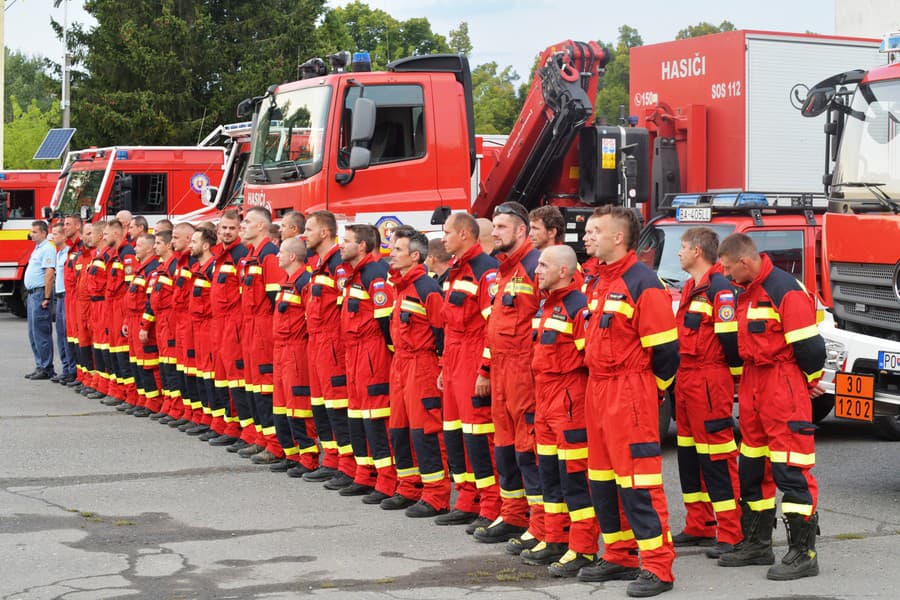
[
  {"x1": 799, "y1": 32, "x2": 900, "y2": 440},
  {"x1": 0, "y1": 170, "x2": 60, "y2": 317}
]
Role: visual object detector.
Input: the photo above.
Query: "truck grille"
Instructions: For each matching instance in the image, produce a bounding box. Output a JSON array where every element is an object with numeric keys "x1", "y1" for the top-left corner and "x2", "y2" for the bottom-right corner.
[{"x1": 830, "y1": 261, "x2": 900, "y2": 339}]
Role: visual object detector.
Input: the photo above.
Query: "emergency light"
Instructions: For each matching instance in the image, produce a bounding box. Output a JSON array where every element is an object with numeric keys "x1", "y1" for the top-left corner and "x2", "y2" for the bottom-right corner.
[
  {"x1": 116, "y1": 150, "x2": 129, "y2": 160},
  {"x1": 880, "y1": 32, "x2": 900, "y2": 59},
  {"x1": 0, "y1": 173, "x2": 6, "y2": 180},
  {"x1": 353, "y1": 52, "x2": 372, "y2": 72},
  {"x1": 670, "y1": 192, "x2": 770, "y2": 208}
]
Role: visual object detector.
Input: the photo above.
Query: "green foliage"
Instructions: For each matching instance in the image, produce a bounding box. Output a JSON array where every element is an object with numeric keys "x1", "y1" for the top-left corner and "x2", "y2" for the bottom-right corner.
[
  {"x1": 449, "y1": 22, "x2": 473, "y2": 56},
  {"x1": 676, "y1": 20, "x2": 736, "y2": 40},
  {"x1": 4, "y1": 97, "x2": 63, "y2": 169},
  {"x1": 4, "y1": 50, "x2": 58, "y2": 123},
  {"x1": 471, "y1": 62, "x2": 523, "y2": 134},
  {"x1": 595, "y1": 25, "x2": 644, "y2": 125}
]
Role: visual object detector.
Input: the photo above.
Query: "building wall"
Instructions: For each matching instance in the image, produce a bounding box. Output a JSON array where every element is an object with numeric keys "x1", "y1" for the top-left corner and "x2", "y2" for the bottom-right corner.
[{"x1": 835, "y1": 0, "x2": 900, "y2": 38}]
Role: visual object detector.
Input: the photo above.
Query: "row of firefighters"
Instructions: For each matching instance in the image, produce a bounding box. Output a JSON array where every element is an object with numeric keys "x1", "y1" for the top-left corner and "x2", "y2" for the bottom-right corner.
[{"x1": 55, "y1": 201, "x2": 825, "y2": 598}]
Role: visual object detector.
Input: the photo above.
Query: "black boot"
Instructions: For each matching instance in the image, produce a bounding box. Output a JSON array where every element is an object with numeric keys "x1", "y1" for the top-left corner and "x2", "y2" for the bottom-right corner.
[
  {"x1": 767, "y1": 513, "x2": 819, "y2": 580},
  {"x1": 717, "y1": 505, "x2": 775, "y2": 567}
]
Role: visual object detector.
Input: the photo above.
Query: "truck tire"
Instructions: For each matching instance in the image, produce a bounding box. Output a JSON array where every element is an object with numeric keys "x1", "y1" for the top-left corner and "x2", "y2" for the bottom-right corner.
[
  {"x1": 811, "y1": 394, "x2": 834, "y2": 424},
  {"x1": 875, "y1": 415, "x2": 900, "y2": 441},
  {"x1": 5, "y1": 283, "x2": 27, "y2": 319},
  {"x1": 659, "y1": 391, "x2": 674, "y2": 441}
]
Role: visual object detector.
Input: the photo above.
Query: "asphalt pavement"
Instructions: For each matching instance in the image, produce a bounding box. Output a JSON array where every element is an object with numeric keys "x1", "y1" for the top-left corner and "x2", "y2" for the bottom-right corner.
[{"x1": 0, "y1": 311, "x2": 898, "y2": 600}]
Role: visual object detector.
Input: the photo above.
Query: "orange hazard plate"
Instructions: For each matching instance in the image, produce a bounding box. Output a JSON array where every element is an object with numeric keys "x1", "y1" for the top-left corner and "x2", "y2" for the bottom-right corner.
[{"x1": 834, "y1": 372, "x2": 875, "y2": 422}]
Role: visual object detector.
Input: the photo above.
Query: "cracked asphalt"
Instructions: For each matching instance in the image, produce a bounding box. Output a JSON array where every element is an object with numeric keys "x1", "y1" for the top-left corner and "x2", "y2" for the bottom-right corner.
[{"x1": 1, "y1": 312, "x2": 898, "y2": 599}]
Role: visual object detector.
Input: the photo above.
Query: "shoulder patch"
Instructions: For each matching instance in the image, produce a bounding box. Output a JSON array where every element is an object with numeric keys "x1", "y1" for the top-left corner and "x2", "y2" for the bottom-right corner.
[
  {"x1": 718, "y1": 304, "x2": 735, "y2": 322},
  {"x1": 258, "y1": 241, "x2": 279, "y2": 261}
]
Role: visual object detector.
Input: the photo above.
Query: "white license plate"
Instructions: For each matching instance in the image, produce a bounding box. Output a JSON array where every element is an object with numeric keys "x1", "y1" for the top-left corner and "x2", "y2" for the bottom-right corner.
[
  {"x1": 676, "y1": 207, "x2": 711, "y2": 222},
  {"x1": 878, "y1": 350, "x2": 900, "y2": 373}
]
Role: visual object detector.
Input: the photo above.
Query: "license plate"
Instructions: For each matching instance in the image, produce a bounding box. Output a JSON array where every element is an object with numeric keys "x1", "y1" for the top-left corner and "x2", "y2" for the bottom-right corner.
[
  {"x1": 878, "y1": 350, "x2": 900, "y2": 373},
  {"x1": 834, "y1": 372, "x2": 875, "y2": 422},
  {"x1": 676, "y1": 207, "x2": 711, "y2": 222}
]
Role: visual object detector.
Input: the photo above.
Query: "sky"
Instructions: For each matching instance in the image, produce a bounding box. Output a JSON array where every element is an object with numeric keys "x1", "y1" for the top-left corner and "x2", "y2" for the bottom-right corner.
[{"x1": 2, "y1": 0, "x2": 852, "y2": 84}]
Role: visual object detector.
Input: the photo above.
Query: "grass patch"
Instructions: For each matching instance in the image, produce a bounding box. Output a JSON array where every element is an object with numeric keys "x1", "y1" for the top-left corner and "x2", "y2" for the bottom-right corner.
[
  {"x1": 113, "y1": 520, "x2": 135, "y2": 526},
  {"x1": 495, "y1": 568, "x2": 536, "y2": 582},
  {"x1": 375, "y1": 577, "x2": 394, "y2": 584},
  {"x1": 319, "y1": 582, "x2": 336, "y2": 589},
  {"x1": 834, "y1": 532, "x2": 865, "y2": 540},
  {"x1": 78, "y1": 511, "x2": 96, "y2": 518}
]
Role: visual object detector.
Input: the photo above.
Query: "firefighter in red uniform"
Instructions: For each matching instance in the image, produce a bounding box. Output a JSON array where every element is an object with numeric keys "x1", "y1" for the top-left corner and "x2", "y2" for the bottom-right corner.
[
  {"x1": 522, "y1": 245, "x2": 599, "y2": 575},
  {"x1": 234, "y1": 207, "x2": 284, "y2": 464},
  {"x1": 167, "y1": 222, "x2": 200, "y2": 430},
  {"x1": 338, "y1": 224, "x2": 398, "y2": 502},
  {"x1": 716, "y1": 233, "x2": 826, "y2": 581},
  {"x1": 580, "y1": 205, "x2": 678, "y2": 598},
  {"x1": 122, "y1": 233, "x2": 161, "y2": 416},
  {"x1": 302, "y1": 211, "x2": 355, "y2": 485},
  {"x1": 84, "y1": 221, "x2": 112, "y2": 401},
  {"x1": 270, "y1": 237, "x2": 319, "y2": 474},
  {"x1": 62, "y1": 215, "x2": 84, "y2": 386},
  {"x1": 185, "y1": 226, "x2": 217, "y2": 436},
  {"x1": 435, "y1": 212, "x2": 501, "y2": 532},
  {"x1": 473, "y1": 201, "x2": 543, "y2": 549},
  {"x1": 385, "y1": 226, "x2": 451, "y2": 517},
  {"x1": 101, "y1": 220, "x2": 136, "y2": 407},
  {"x1": 73, "y1": 223, "x2": 96, "y2": 395},
  {"x1": 671, "y1": 228, "x2": 743, "y2": 558},
  {"x1": 205, "y1": 210, "x2": 250, "y2": 447}
]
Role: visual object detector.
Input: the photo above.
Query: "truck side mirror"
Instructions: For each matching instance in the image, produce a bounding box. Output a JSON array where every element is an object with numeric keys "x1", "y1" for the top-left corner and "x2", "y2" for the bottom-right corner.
[
  {"x1": 801, "y1": 87, "x2": 835, "y2": 118},
  {"x1": 80, "y1": 205, "x2": 93, "y2": 221},
  {"x1": 349, "y1": 147, "x2": 371, "y2": 170},
  {"x1": 41, "y1": 206, "x2": 52, "y2": 220},
  {"x1": 336, "y1": 97, "x2": 377, "y2": 186},
  {"x1": 430, "y1": 206, "x2": 451, "y2": 225},
  {"x1": 0, "y1": 192, "x2": 8, "y2": 223},
  {"x1": 236, "y1": 97, "x2": 255, "y2": 119},
  {"x1": 201, "y1": 186, "x2": 218, "y2": 207}
]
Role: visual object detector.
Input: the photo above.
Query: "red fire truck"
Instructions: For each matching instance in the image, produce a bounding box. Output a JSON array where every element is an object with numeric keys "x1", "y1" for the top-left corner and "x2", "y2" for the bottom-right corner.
[
  {"x1": 800, "y1": 32, "x2": 900, "y2": 440},
  {"x1": 0, "y1": 170, "x2": 61, "y2": 317}
]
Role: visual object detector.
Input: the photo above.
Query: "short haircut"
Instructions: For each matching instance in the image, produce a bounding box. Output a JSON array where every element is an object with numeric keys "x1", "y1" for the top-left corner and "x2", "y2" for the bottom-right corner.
[
  {"x1": 155, "y1": 230, "x2": 173, "y2": 245},
  {"x1": 154, "y1": 218, "x2": 174, "y2": 232},
  {"x1": 493, "y1": 201, "x2": 530, "y2": 232},
  {"x1": 197, "y1": 221, "x2": 216, "y2": 233},
  {"x1": 52, "y1": 222, "x2": 64, "y2": 232},
  {"x1": 718, "y1": 233, "x2": 759, "y2": 260},
  {"x1": 280, "y1": 236, "x2": 307, "y2": 261},
  {"x1": 346, "y1": 223, "x2": 378, "y2": 254},
  {"x1": 393, "y1": 226, "x2": 429, "y2": 263},
  {"x1": 219, "y1": 210, "x2": 240, "y2": 224},
  {"x1": 64, "y1": 214, "x2": 83, "y2": 225},
  {"x1": 308, "y1": 210, "x2": 337, "y2": 236},
  {"x1": 591, "y1": 205, "x2": 640, "y2": 250},
  {"x1": 283, "y1": 210, "x2": 306, "y2": 232},
  {"x1": 92, "y1": 220, "x2": 107, "y2": 233},
  {"x1": 138, "y1": 233, "x2": 156, "y2": 246},
  {"x1": 132, "y1": 215, "x2": 149, "y2": 232},
  {"x1": 174, "y1": 221, "x2": 196, "y2": 234},
  {"x1": 196, "y1": 227, "x2": 216, "y2": 248},
  {"x1": 247, "y1": 206, "x2": 272, "y2": 225},
  {"x1": 529, "y1": 205, "x2": 565, "y2": 243},
  {"x1": 31, "y1": 220, "x2": 49, "y2": 234},
  {"x1": 681, "y1": 227, "x2": 719, "y2": 264},
  {"x1": 448, "y1": 212, "x2": 479, "y2": 240},
  {"x1": 107, "y1": 218, "x2": 124, "y2": 232},
  {"x1": 269, "y1": 223, "x2": 281, "y2": 236},
  {"x1": 428, "y1": 238, "x2": 452, "y2": 263}
]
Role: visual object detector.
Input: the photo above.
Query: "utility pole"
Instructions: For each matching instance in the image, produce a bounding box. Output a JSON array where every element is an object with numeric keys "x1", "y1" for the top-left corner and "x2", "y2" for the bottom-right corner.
[
  {"x1": 1, "y1": 3, "x2": 5, "y2": 169},
  {"x1": 61, "y1": 0, "x2": 70, "y2": 129}
]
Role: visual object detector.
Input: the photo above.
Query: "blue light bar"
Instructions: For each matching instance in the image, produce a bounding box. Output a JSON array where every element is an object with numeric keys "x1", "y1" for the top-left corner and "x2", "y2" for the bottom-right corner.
[
  {"x1": 880, "y1": 31, "x2": 900, "y2": 54},
  {"x1": 0, "y1": 173, "x2": 6, "y2": 180},
  {"x1": 670, "y1": 192, "x2": 770, "y2": 208},
  {"x1": 671, "y1": 194, "x2": 700, "y2": 206},
  {"x1": 116, "y1": 150, "x2": 129, "y2": 160},
  {"x1": 352, "y1": 51, "x2": 372, "y2": 72}
]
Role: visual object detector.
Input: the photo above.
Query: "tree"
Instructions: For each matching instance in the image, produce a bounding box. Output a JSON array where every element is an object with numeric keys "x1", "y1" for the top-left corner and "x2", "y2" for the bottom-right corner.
[
  {"x1": 449, "y1": 21, "x2": 473, "y2": 56},
  {"x1": 471, "y1": 62, "x2": 522, "y2": 134},
  {"x1": 4, "y1": 97, "x2": 62, "y2": 169},
  {"x1": 595, "y1": 25, "x2": 644, "y2": 125},
  {"x1": 676, "y1": 20, "x2": 736, "y2": 40},
  {"x1": 4, "y1": 50, "x2": 58, "y2": 123}
]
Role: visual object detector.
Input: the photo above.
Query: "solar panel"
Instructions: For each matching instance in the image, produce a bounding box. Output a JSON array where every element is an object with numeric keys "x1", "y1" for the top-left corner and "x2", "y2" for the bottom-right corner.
[{"x1": 33, "y1": 128, "x2": 77, "y2": 161}]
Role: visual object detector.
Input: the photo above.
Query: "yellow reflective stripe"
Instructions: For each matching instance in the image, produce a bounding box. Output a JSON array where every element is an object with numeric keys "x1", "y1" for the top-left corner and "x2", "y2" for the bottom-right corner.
[
  {"x1": 688, "y1": 300, "x2": 712, "y2": 316},
  {"x1": 569, "y1": 506, "x2": 595, "y2": 522},
  {"x1": 503, "y1": 282, "x2": 534, "y2": 295},
  {"x1": 636, "y1": 534, "x2": 664, "y2": 551},
  {"x1": 313, "y1": 274, "x2": 335, "y2": 287},
  {"x1": 712, "y1": 498, "x2": 737, "y2": 513},
  {"x1": 769, "y1": 450, "x2": 788, "y2": 463},
  {"x1": 325, "y1": 398, "x2": 349, "y2": 409},
  {"x1": 400, "y1": 299, "x2": 427, "y2": 315},
  {"x1": 91, "y1": 260, "x2": 107, "y2": 270},
  {"x1": 542, "y1": 318, "x2": 573, "y2": 334},
  {"x1": 641, "y1": 327, "x2": 678, "y2": 348},
  {"x1": 805, "y1": 369, "x2": 824, "y2": 383},
  {"x1": 374, "y1": 307, "x2": 393, "y2": 319},
  {"x1": 603, "y1": 299, "x2": 634, "y2": 318},
  {"x1": 816, "y1": 309, "x2": 825, "y2": 324},
  {"x1": 348, "y1": 287, "x2": 370, "y2": 300},
  {"x1": 141, "y1": 313, "x2": 155, "y2": 322},
  {"x1": 247, "y1": 265, "x2": 263, "y2": 275},
  {"x1": 347, "y1": 408, "x2": 364, "y2": 418},
  {"x1": 451, "y1": 279, "x2": 478, "y2": 295},
  {"x1": 602, "y1": 529, "x2": 636, "y2": 544},
  {"x1": 310, "y1": 396, "x2": 325, "y2": 406},
  {"x1": 273, "y1": 406, "x2": 289, "y2": 415},
  {"x1": 623, "y1": 473, "x2": 663, "y2": 487},
  {"x1": 462, "y1": 422, "x2": 495, "y2": 435},
  {"x1": 730, "y1": 365, "x2": 743, "y2": 376},
  {"x1": 747, "y1": 306, "x2": 780, "y2": 321},
  {"x1": 543, "y1": 502, "x2": 568, "y2": 514},
  {"x1": 219, "y1": 264, "x2": 236, "y2": 274},
  {"x1": 588, "y1": 469, "x2": 615, "y2": 482},
  {"x1": 740, "y1": 443, "x2": 770, "y2": 458},
  {"x1": 573, "y1": 337, "x2": 585, "y2": 351},
  {"x1": 294, "y1": 409, "x2": 313, "y2": 418},
  {"x1": 781, "y1": 502, "x2": 814, "y2": 516},
  {"x1": 537, "y1": 444, "x2": 558, "y2": 456},
  {"x1": 558, "y1": 447, "x2": 588, "y2": 461},
  {"x1": 714, "y1": 321, "x2": 738, "y2": 333},
  {"x1": 355, "y1": 456, "x2": 373, "y2": 466},
  {"x1": 475, "y1": 475, "x2": 496, "y2": 488},
  {"x1": 481, "y1": 306, "x2": 492, "y2": 319},
  {"x1": 373, "y1": 456, "x2": 393, "y2": 469},
  {"x1": 500, "y1": 488, "x2": 526, "y2": 499},
  {"x1": 157, "y1": 275, "x2": 173, "y2": 286},
  {"x1": 531, "y1": 318, "x2": 541, "y2": 330},
  {"x1": 788, "y1": 451, "x2": 815, "y2": 466},
  {"x1": 132, "y1": 277, "x2": 146, "y2": 286},
  {"x1": 320, "y1": 440, "x2": 338, "y2": 449},
  {"x1": 368, "y1": 407, "x2": 391, "y2": 419},
  {"x1": 677, "y1": 435, "x2": 695, "y2": 448},
  {"x1": 452, "y1": 472, "x2": 475, "y2": 484},
  {"x1": 655, "y1": 374, "x2": 675, "y2": 390},
  {"x1": 397, "y1": 466, "x2": 421, "y2": 478},
  {"x1": 747, "y1": 497, "x2": 776, "y2": 511},
  {"x1": 265, "y1": 283, "x2": 281, "y2": 292},
  {"x1": 697, "y1": 440, "x2": 738, "y2": 455},
  {"x1": 421, "y1": 470, "x2": 445, "y2": 483},
  {"x1": 443, "y1": 419, "x2": 462, "y2": 431},
  {"x1": 482, "y1": 347, "x2": 491, "y2": 360},
  {"x1": 683, "y1": 491, "x2": 710, "y2": 504},
  {"x1": 785, "y1": 324, "x2": 819, "y2": 344},
  {"x1": 337, "y1": 443, "x2": 354, "y2": 455}
]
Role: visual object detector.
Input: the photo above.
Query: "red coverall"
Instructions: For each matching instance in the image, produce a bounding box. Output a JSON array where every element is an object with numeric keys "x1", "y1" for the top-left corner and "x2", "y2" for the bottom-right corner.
[
  {"x1": 674, "y1": 267, "x2": 743, "y2": 545},
  {"x1": 209, "y1": 240, "x2": 249, "y2": 438},
  {"x1": 190, "y1": 257, "x2": 215, "y2": 426},
  {"x1": 105, "y1": 240, "x2": 136, "y2": 401},
  {"x1": 734, "y1": 254, "x2": 825, "y2": 519},
  {"x1": 273, "y1": 268, "x2": 319, "y2": 470},
  {"x1": 532, "y1": 280, "x2": 598, "y2": 555},
  {"x1": 306, "y1": 246, "x2": 354, "y2": 476},
  {"x1": 141, "y1": 254, "x2": 179, "y2": 416},
  {"x1": 389, "y1": 263, "x2": 450, "y2": 510},
  {"x1": 173, "y1": 252, "x2": 200, "y2": 422},
  {"x1": 442, "y1": 243, "x2": 500, "y2": 519},
  {"x1": 481, "y1": 239, "x2": 542, "y2": 534},
  {"x1": 341, "y1": 253, "x2": 397, "y2": 495},
  {"x1": 585, "y1": 250, "x2": 679, "y2": 583},
  {"x1": 238, "y1": 239, "x2": 283, "y2": 454},
  {"x1": 86, "y1": 245, "x2": 113, "y2": 395},
  {"x1": 126, "y1": 257, "x2": 162, "y2": 411},
  {"x1": 74, "y1": 246, "x2": 95, "y2": 387},
  {"x1": 63, "y1": 237, "x2": 83, "y2": 373}
]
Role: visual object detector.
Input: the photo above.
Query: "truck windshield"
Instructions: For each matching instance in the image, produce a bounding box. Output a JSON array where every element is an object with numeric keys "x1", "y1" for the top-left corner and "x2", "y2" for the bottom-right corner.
[
  {"x1": 56, "y1": 169, "x2": 105, "y2": 215},
  {"x1": 637, "y1": 223, "x2": 736, "y2": 289},
  {"x1": 249, "y1": 86, "x2": 331, "y2": 182},
  {"x1": 832, "y1": 79, "x2": 900, "y2": 201}
]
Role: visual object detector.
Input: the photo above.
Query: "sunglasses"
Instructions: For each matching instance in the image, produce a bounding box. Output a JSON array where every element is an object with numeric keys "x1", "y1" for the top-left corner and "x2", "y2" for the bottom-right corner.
[{"x1": 493, "y1": 204, "x2": 528, "y2": 224}]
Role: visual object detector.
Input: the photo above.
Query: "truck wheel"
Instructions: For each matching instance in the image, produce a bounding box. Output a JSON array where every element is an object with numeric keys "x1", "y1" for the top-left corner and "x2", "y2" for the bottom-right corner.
[
  {"x1": 5, "y1": 284, "x2": 27, "y2": 318},
  {"x1": 659, "y1": 391, "x2": 674, "y2": 441},
  {"x1": 875, "y1": 415, "x2": 900, "y2": 441},
  {"x1": 811, "y1": 394, "x2": 834, "y2": 424}
]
